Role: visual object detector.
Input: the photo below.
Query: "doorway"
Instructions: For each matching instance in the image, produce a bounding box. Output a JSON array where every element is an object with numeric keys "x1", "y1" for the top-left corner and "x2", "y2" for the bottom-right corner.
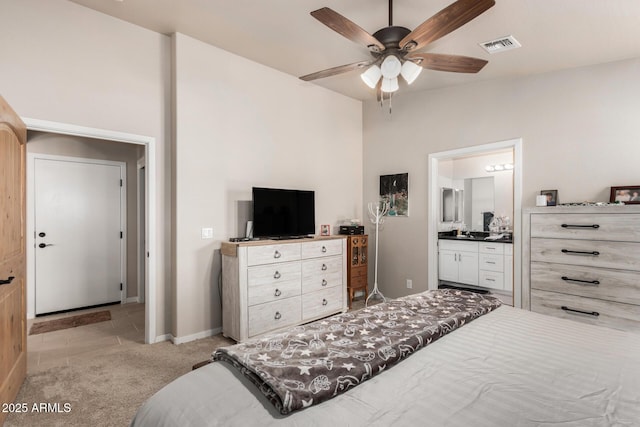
[
  {"x1": 23, "y1": 118, "x2": 158, "y2": 344},
  {"x1": 33, "y1": 155, "x2": 125, "y2": 315},
  {"x1": 428, "y1": 138, "x2": 523, "y2": 307}
]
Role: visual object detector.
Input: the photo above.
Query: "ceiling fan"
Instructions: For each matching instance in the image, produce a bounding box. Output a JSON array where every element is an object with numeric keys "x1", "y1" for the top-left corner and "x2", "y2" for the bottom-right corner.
[{"x1": 300, "y1": 0, "x2": 495, "y2": 96}]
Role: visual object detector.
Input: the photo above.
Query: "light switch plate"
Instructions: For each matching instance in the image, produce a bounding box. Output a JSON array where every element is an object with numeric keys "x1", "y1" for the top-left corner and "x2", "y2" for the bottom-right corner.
[{"x1": 201, "y1": 227, "x2": 214, "y2": 239}]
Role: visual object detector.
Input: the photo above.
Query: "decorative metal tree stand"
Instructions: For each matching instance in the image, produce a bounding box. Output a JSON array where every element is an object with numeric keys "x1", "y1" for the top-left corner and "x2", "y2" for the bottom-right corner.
[{"x1": 366, "y1": 201, "x2": 389, "y2": 306}]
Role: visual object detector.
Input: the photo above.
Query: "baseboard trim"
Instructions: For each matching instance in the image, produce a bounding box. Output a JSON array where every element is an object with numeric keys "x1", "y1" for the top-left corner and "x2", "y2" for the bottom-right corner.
[
  {"x1": 170, "y1": 327, "x2": 223, "y2": 345},
  {"x1": 153, "y1": 333, "x2": 172, "y2": 344},
  {"x1": 125, "y1": 297, "x2": 140, "y2": 304}
]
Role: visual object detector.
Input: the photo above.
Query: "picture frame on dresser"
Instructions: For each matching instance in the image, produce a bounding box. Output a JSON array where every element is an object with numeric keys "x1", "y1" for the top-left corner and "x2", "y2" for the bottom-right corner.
[
  {"x1": 610, "y1": 185, "x2": 640, "y2": 204},
  {"x1": 320, "y1": 224, "x2": 330, "y2": 236},
  {"x1": 540, "y1": 189, "x2": 557, "y2": 206}
]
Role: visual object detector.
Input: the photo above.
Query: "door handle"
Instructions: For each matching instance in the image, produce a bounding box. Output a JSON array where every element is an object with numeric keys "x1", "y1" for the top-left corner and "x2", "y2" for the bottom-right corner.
[
  {"x1": 0, "y1": 276, "x2": 15, "y2": 285},
  {"x1": 38, "y1": 243, "x2": 54, "y2": 249}
]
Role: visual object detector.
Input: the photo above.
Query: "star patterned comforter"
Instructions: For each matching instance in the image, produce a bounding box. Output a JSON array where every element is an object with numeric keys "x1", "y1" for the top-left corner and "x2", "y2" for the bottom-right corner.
[{"x1": 213, "y1": 289, "x2": 502, "y2": 415}]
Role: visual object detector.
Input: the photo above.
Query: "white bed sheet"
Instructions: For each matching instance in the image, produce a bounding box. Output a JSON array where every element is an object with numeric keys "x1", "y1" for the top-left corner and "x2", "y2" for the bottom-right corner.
[{"x1": 131, "y1": 306, "x2": 640, "y2": 427}]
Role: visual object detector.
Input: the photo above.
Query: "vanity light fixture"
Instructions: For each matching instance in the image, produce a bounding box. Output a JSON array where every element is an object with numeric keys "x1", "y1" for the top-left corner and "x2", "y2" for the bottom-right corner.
[{"x1": 485, "y1": 163, "x2": 513, "y2": 173}]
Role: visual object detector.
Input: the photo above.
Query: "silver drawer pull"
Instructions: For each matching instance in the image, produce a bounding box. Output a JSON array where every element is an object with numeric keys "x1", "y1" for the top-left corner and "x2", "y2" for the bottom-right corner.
[
  {"x1": 322, "y1": 298, "x2": 328, "y2": 306},
  {"x1": 561, "y1": 276, "x2": 600, "y2": 286},
  {"x1": 561, "y1": 249, "x2": 600, "y2": 256},
  {"x1": 273, "y1": 271, "x2": 281, "y2": 279},
  {"x1": 486, "y1": 278, "x2": 495, "y2": 282},
  {"x1": 561, "y1": 224, "x2": 600, "y2": 229},
  {"x1": 274, "y1": 289, "x2": 281, "y2": 297},
  {"x1": 321, "y1": 264, "x2": 327, "y2": 271},
  {"x1": 321, "y1": 279, "x2": 327, "y2": 286},
  {"x1": 561, "y1": 306, "x2": 599, "y2": 317},
  {"x1": 274, "y1": 311, "x2": 282, "y2": 320},
  {"x1": 486, "y1": 261, "x2": 496, "y2": 264},
  {"x1": 273, "y1": 250, "x2": 281, "y2": 259},
  {"x1": 322, "y1": 246, "x2": 327, "y2": 253}
]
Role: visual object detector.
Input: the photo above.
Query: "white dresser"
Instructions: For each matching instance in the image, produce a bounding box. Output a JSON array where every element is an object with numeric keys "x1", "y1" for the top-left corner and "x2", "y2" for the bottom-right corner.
[
  {"x1": 523, "y1": 206, "x2": 640, "y2": 333},
  {"x1": 221, "y1": 236, "x2": 348, "y2": 342}
]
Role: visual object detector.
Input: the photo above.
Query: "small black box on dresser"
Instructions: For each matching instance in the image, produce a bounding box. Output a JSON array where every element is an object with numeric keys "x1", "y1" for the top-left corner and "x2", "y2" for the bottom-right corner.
[{"x1": 339, "y1": 225, "x2": 364, "y2": 235}]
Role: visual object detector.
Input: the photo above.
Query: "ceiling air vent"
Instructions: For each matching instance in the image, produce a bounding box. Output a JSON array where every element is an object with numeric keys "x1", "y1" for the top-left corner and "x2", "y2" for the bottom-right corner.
[{"x1": 479, "y1": 35, "x2": 521, "y2": 54}]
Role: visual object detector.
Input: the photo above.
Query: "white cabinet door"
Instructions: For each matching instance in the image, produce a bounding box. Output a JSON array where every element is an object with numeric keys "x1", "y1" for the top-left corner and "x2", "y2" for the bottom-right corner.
[
  {"x1": 438, "y1": 250, "x2": 459, "y2": 282},
  {"x1": 458, "y1": 251, "x2": 479, "y2": 286}
]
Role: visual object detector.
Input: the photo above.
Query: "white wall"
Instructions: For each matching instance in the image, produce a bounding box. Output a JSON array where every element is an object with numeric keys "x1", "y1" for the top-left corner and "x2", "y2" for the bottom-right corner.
[
  {"x1": 1, "y1": 0, "x2": 172, "y2": 338},
  {"x1": 172, "y1": 34, "x2": 363, "y2": 339},
  {"x1": 363, "y1": 57, "x2": 640, "y2": 299}
]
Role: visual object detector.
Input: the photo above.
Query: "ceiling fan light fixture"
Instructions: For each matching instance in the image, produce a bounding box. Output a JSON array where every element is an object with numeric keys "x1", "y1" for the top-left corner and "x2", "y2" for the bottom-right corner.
[
  {"x1": 400, "y1": 60, "x2": 422, "y2": 85},
  {"x1": 360, "y1": 65, "x2": 382, "y2": 89},
  {"x1": 380, "y1": 55, "x2": 402, "y2": 79},
  {"x1": 381, "y1": 77, "x2": 399, "y2": 93}
]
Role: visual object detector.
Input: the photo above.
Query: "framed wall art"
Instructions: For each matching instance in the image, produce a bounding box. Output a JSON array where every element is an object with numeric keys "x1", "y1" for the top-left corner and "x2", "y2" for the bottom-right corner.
[{"x1": 380, "y1": 173, "x2": 408, "y2": 216}]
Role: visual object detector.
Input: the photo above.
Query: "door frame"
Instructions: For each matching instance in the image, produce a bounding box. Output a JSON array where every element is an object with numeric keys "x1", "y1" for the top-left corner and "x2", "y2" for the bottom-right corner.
[
  {"x1": 28, "y1": 154, "x2": 127, "y2": 314},
  {"x1": 22, "y1": 118, "x2": 158, "y2": 344},
  {"x1": 136, "y1": 159, "x2": 146, "y2": 304},
  {"x1": 427, "y1": 138, "x2": 523, "y2": 307}
]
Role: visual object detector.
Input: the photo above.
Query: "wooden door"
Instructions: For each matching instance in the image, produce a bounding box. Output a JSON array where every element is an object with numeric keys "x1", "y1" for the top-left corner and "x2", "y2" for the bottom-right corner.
[{"x1": 0, "y1": 96, "x2": 27, "y2": 424}]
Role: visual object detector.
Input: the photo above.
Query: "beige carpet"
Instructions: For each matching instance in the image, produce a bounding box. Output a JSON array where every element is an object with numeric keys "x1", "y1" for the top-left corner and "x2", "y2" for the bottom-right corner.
[
  {"x1": 29, "y1": 310, "x2": 112, "y2": 335},
  {"x1": 5, "y1": 334, "x2": 234, "y2": 427}
]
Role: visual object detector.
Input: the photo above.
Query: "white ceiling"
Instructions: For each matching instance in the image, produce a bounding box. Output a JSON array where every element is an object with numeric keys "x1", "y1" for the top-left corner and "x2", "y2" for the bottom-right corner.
[{"x1": 69, "y1": 0, "x2": 640, "y2": 101}]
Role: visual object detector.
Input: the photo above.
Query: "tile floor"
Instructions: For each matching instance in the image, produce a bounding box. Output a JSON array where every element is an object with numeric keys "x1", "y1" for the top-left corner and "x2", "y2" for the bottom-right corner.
[{"x1": 26, "y1": 303, "x2": 145, "y2": 373}]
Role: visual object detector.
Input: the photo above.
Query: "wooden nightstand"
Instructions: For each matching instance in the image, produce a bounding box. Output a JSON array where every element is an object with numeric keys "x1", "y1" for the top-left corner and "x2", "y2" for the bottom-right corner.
[{"x1": 347, "y1": 235, "x2": 369, "y2": 308}]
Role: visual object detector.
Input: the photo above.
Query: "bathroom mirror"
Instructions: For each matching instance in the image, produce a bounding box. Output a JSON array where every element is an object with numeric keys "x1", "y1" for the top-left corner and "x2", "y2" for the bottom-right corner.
[
  {"x1": 441, "y1": 187, "x2": 463, "y2": 222},
  {"x1": 463, "y1": 176, "x2": 494, "y2": 231}
]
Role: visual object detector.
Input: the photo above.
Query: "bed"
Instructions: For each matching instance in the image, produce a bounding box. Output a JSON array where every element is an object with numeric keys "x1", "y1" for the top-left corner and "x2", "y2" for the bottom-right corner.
[{"x1": 131, "y1": 290, "x2": 640, "y2": 426}]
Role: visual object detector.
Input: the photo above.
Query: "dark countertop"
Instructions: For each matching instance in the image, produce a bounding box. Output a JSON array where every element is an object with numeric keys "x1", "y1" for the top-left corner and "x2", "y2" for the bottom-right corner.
[{"x1": 438, "y1": 231, "x2": 513, "y2": 244}]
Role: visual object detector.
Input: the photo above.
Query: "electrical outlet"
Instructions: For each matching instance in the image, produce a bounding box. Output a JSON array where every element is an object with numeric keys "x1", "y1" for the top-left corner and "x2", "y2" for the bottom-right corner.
[
  {"x1": 406, "y1": 279, "x2": 413, "y2": 289},
  {"x1": 201, "y1": 227, "x2": 214, "y2": 239}
]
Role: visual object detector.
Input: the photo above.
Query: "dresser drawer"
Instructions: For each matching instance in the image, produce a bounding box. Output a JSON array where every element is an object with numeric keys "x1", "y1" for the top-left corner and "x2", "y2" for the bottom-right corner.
[
  {"x1": 301, "y1": 255, "x2": 343, "y2": 292},
  {"x1": 530, "y1": 262, "x2": 640, "y2": 305},
  {"x1": 302, "y1": 286, "x2": 343, "y2": 320},
  {"x1": 479, "y1": 270, "x2": 504, "y2": 290},
  {"x1": 531, "y1": 289, "x2": 640, "y2": 332},
  {"x1": 350, "y1": 265, "x2": 367, "y2": 278},
  {"x1": 248, "y1": 297, "x2": 302, "y2": 337},
  {"x1": 531, "y1": 213, "x2": 640, "y2": 242},
  {"x1": 247, "y1": 243, "x2": 301, "y2": 266},
  {"x1": 301, "y1": 239, "x2": 343, "y2": 259},
  {"x1": 479, "y1": 253, "x2": 504, "y2": 272},
  {"x1": 479, "y1": 242, "x2": 505, "y2": 255},
  {"x1": 349, "y1": 274, "x2": 368, "y2": 288},
  {"x1": 530, "y1": 238, "x2": 640, "y2": 271},
  {"x1": 247, "y1": 262, "x2": 301, "y2": 306}
]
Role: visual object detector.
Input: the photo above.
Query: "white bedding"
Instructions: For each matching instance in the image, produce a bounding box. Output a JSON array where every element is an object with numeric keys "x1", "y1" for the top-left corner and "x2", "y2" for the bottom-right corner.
[{"x1": 131, "y1": 306, "x2": 640, "y2": 426}]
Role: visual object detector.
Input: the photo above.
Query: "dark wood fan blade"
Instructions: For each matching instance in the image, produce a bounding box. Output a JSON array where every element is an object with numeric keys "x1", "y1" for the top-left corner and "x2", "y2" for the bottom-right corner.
[
  {"x1": 300, "y1": 60, "x2": 373, "y2": 81},
  {"x1": 407, "y1": 53, "x2": 488, "y2": 73},
  {"x1": 311, "y1": 7, "x2": 385, "y2": 52},
  {"x1": 400, "y1": 0, "x2": 495, "y2": 51}
]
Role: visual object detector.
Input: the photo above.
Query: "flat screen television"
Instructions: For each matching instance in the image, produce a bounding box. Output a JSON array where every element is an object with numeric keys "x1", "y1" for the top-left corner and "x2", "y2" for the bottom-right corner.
[{"x1": 252, "y1": 187, "x2": 315, "y2": 239}]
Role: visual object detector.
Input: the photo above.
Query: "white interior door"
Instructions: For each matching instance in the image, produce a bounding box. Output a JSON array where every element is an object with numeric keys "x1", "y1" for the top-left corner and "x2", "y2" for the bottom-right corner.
[{"x1": 34, "y1": 157, "x2": 124, "y2": 315}]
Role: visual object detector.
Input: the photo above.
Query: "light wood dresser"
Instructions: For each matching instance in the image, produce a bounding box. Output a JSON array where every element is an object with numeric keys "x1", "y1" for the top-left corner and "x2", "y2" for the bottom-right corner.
[
  {"x1": 221, "y1": 236, "x2": 348, "y2": 342},
  {"x1": 523, "y1": 205, "x2": 640, "y2": 333}
]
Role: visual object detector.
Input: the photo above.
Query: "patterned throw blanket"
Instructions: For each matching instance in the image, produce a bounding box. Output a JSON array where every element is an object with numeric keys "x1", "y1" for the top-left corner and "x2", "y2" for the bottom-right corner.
[{"x1": 213, "y1": 289, "x2": 502, "y2": 415}]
